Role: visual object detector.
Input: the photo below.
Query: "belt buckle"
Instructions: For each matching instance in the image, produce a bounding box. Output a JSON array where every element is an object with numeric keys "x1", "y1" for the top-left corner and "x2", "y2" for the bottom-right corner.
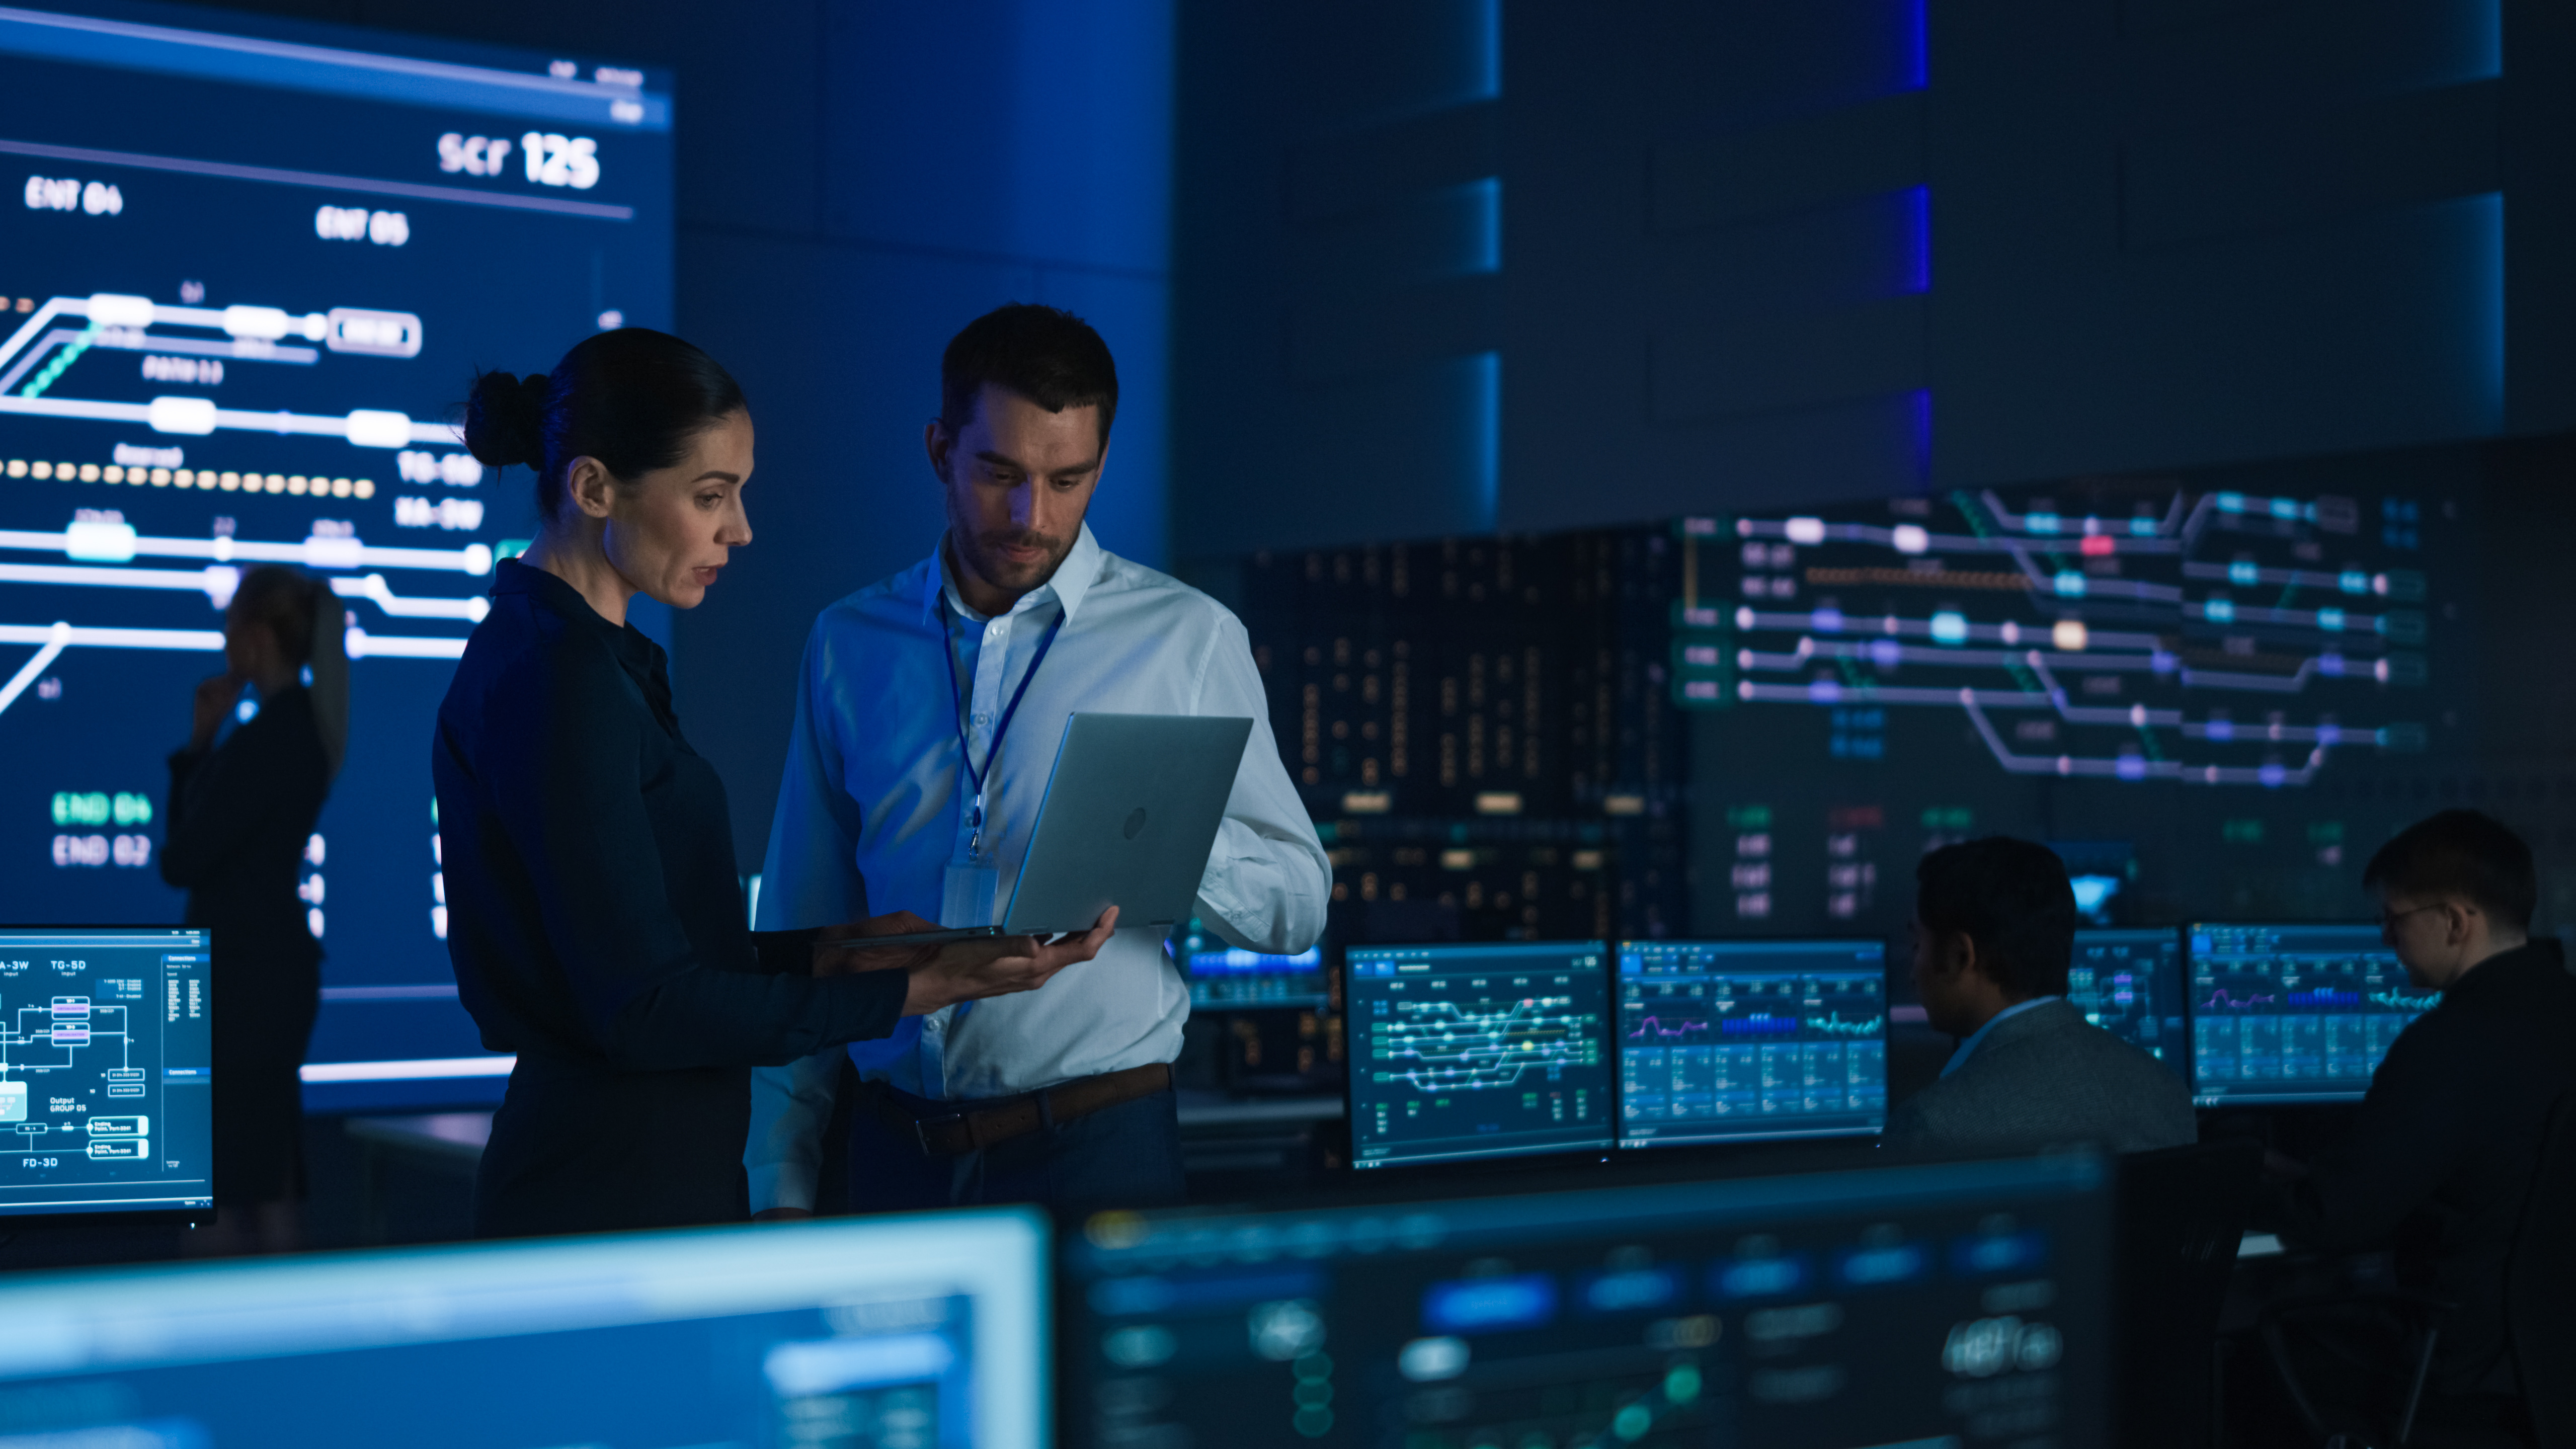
[{"x1": 914, "y1": 1111, "x2": 967, "y2": 1156}]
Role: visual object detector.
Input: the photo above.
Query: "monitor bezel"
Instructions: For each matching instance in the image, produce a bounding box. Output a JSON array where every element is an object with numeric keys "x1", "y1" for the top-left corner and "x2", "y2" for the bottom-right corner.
[
  {"x1": 2181, "y1": 918, "x2": 2413, "y2": 1109},
  {"x1": 0, "y1": 924, "x2": 213, "y2": 1229},
  {"x1": 1339, "y1": 938, "x2": 1618, "y2": 1172},
  {"x1": 2067, "y1": 925, "x2": 2191, "y2": 1082},
  {"x1": 1609, "y1": 935, "x2": 1892, "y2": 1152}
]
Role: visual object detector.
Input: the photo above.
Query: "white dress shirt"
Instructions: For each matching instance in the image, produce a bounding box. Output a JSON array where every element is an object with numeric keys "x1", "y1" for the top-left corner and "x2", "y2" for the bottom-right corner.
[{"x1": 744, "y1": 524, "x2": 1329, "y2": 1212}]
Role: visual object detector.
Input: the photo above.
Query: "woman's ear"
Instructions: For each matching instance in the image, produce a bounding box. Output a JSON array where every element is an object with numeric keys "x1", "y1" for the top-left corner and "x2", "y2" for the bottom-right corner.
[{"x1": 562, "y1": 456, "x2": 618, "y2": 519}]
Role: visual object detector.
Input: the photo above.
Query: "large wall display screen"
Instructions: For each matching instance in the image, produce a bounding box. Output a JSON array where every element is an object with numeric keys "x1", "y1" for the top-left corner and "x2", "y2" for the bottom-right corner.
[{"x1": 0, "y1": 3, "x2": 671, "y2": 1106}]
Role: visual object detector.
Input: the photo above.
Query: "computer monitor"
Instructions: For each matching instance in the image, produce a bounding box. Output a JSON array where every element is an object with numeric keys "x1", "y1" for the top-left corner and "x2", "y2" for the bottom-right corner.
[
  {"x1": 2187, "y1": 922, "x2": 2434, "y2": 1106},
  {"x1": 2070, "y1": 928, "x2": 2187, "y2": 1077},
  {"x1": 1614, "y1": 938, "x2": 1889, "y2": 1149},
  {"x1": 1178, "y1": 918, "x2": 1329, "y2": 1008},
  {"x1": 0, "y1": 926, "x2": 210, "y2": 1221},
  {"x1": 1345, "y1": 940, "x2": 1614, "y2": 1168},
  {"x1": 1062, "y1": 1152, "x2": 2113, "y2": 1448},
  {"x1": 0, "y1": 1208, "x2": 1047, "y2": 1447}
]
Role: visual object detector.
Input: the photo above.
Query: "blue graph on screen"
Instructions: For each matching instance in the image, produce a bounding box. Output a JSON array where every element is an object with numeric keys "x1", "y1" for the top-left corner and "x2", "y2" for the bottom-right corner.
[
  {"x1": 1614, "y1": 940, "x2": 1890, "y2": 1149},
  {"x1": 0, "y1": 5, "x2": 672, "y2": 1106},
  {"x1": 2188, "y1": 922, "x2": 2434, "y2": 1105}
]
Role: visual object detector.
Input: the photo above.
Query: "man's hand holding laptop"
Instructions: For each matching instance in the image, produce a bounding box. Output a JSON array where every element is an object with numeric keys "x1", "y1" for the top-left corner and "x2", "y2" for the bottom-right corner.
[{"x1": 814, "y1": 907, "x2": 1119, "y2": 1015}]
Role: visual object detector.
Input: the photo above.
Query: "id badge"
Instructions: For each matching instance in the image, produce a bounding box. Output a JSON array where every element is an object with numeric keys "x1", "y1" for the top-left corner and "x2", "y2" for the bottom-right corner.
[{"x1": 940, "y1": 856, "x2": 999, "y2": 929}]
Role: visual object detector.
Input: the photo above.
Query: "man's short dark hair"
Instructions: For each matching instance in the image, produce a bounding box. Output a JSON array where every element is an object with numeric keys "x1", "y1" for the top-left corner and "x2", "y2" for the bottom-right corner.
[
  {"x1": 938, "y1": 303, "x2": 1118, "y2": 447},
  {"x1": 1915, "y1": 837, "x2": 2078, "y2": 999},
  {"x1": 2362, "y1": 810, "x2": 2536, "y2": 933}
]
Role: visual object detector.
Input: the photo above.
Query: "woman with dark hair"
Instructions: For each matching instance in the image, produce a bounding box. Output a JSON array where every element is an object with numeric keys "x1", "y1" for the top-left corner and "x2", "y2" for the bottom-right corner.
[
  {"x1": 163, "y1": 564, "x2": 349, "y2": 1253},
  {"x1": 438, "y1": 328, "x2": 1110, "y2": 1238}
]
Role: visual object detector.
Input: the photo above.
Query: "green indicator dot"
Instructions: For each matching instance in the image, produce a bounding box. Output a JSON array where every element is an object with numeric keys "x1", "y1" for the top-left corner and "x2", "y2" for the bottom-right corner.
[
  {"x1": 1663, "y1": 1365, "x2": 1701, "y2": 1403},
  {"x1": 1614, "y1": 1403, "x2": 1654, "y2": 1439},
  {"x1": 1292, "y1": 1407, "x2": 1333, "y2": 1438}
]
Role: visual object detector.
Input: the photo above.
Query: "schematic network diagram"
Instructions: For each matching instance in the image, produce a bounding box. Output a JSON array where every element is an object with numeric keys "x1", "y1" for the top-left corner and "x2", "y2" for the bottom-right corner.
[
  {"x1": 1367, "y1": 996, "x2": 1605, "y2": 1091},
  {"x1": 0, "y1": 985, "x2": 153, "y2": 1164},
  {"x1": 1674, "y1": 487, "x2": 2432, "y2": 788}
]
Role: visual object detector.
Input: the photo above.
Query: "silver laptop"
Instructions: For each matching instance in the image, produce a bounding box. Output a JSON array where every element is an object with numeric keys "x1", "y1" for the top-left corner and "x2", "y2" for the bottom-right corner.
[{"x1": 861, "y1": 712, "x2": 1254, "y2": 946}]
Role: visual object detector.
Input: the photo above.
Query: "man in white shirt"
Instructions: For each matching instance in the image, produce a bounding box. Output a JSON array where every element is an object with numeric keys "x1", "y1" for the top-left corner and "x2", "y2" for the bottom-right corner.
[{"x1": 747, "y1": 304, "x2": 1329, "y2": 1214}]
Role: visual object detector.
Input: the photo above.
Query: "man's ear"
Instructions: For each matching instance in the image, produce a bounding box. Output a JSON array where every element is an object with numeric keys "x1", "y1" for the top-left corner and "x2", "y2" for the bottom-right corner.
[
  {"x1": 924, "y1": 420, "x2": 952, "y2": 485},
  {"x1": 1931, "y1": 928, "x2": 1980, "y2": 985}
]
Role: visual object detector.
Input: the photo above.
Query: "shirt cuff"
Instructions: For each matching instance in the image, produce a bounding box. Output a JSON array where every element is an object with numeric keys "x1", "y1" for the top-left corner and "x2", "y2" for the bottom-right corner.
[{"x1": 748, "y1": 1160, "x2": 817, "y2": 1215}]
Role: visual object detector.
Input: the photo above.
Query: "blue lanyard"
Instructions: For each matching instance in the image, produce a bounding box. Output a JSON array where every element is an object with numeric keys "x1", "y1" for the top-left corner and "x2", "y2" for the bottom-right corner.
[{"x1": 944, "y1": 606, "x2": 1065, "y2": 857}]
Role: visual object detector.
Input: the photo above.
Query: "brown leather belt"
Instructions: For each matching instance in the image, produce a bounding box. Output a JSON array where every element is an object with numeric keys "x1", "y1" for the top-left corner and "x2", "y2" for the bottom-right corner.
[{"x1": 862, "y1": 1063, "x2": 1173, "y2": 1157}]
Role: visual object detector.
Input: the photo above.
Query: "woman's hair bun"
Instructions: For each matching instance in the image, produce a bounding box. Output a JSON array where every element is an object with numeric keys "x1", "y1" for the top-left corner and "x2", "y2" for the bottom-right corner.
[{"x1": 462, "y1": 370, "x2": 551, "y2": 470}]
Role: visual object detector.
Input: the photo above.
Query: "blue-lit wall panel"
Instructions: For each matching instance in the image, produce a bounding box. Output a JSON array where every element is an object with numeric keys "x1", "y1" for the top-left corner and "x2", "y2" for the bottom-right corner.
[
  {"x1": 1935, "y1": 0, "x2": 2517, "y2": 486},
  {"x1": 1172, "y1": 0, "x2": 1503, "y2": 558},
  {"x1": 193, "y1": 0, "x2": 1177, "y2": 879}
]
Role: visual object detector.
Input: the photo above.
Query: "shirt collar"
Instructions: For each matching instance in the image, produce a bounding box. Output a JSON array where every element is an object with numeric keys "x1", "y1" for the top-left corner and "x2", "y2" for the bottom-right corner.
[
  {"x1": 919, "y1": 523, "x2": 1104, "y2": 627},
  {"x1": 1940, "y1": 995, "x2": 2062, "y2": 1078}
]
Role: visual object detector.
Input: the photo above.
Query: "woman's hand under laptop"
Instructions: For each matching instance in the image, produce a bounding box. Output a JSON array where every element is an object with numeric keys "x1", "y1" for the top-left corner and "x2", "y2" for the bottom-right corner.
[{"x1": 813, "y1": 907, "x2": 1119, "y2": 1016}]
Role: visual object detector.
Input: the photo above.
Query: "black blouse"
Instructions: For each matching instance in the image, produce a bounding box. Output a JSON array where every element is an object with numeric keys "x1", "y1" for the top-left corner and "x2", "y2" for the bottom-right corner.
[
  {"x1": 433, "y1": 559, "x2": 905, "y2": 1234},
  {"x1": 163, "y1": 684, "x2": 330, "y2": 972}
]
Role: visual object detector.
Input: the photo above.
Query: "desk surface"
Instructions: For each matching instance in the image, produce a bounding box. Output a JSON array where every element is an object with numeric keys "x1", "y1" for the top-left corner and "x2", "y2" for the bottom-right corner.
[
  {"x1": 341, "y1": 1092, "x2": 1345, "y2": 1166},
  {"x1": 344, "y1": 1111, "x2": 491, "y2": 1164}
]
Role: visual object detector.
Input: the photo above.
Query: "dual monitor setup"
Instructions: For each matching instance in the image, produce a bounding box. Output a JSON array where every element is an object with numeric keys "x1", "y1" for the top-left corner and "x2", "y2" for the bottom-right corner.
[{"x1": 1340, "y1": 922, "x2": 2429, "y2": 1171}]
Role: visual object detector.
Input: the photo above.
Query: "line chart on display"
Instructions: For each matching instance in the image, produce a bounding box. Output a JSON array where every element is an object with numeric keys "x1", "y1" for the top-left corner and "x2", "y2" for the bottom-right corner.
[{"x1": 1672, "y1": 484, "x2": 2437, "y2": 789}]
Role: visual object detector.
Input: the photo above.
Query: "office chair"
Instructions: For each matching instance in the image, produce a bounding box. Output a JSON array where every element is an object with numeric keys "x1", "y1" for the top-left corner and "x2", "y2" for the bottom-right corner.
[
  {"x1": 2506, "y1": 1093, "x2": 2575, "y2": 1449},
  {"x1": 2261, "y1": 1092, "x2": 2576, "y2": 1448},
  {"x1": 2116, "y1": 1136, "x2": 2265, "y2": 1449}
]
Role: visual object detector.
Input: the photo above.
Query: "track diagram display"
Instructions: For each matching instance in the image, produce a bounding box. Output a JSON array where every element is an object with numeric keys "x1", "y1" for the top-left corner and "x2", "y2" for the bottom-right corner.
[
  {"x1": 1675, "y1": 464, "x2": 2466, "y2": 939},
  {"x1": 2188, "y1": 923, "x2": 2431, "y2": 1105},
  {"x1": 2070, "y1": 928, "x2": 2186, "y2": 1076},
  {"x1": 1678, "y1": 488, "x2": 2429, "y2": 786},
  {"x1": 0, "y1": 7, "x2": 671, "y2": 1102},
  {"x1": 1615, "y1": 939, "x2": 1886, "y2": 1147},
  {"x1": 1347, "y1": 941, "x2": 1612, "y2": 1167},
  {"x1": 0, "y1": 926, "x2": 209, "y2": 1217}
]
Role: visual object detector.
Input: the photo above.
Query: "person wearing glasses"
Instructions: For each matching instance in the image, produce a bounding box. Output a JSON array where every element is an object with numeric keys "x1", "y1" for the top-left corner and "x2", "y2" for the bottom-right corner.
[{"x1": 2261, "y1": 810, "x2": 2575, "y2": 1443}]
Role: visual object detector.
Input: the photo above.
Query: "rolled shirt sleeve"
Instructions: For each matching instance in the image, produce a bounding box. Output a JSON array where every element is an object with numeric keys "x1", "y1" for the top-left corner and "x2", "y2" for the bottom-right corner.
[{"x1": 1190, "y1": 613, "x2": 1330, "y2": 956}]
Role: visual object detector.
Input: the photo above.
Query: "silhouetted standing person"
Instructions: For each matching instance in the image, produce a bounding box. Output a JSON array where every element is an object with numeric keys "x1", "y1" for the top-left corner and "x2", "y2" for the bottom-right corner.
[{"x1": 162, "y1": 566, "x2": 348, "y2": 1253}]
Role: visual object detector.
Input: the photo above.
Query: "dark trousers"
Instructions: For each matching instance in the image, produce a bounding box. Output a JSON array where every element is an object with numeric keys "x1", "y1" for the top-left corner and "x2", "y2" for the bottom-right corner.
[{"x1": 846, "y1": 1080, "x2": 1187, "y2": 1213}]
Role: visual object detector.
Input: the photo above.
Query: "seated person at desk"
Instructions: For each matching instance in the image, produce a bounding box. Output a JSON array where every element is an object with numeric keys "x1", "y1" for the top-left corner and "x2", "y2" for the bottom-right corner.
[
  {"x1": 2264, "y1": 810, "x2": 2576, "y2": 1442},
  {"x1": 1884, "y1": 837, "x2": 2197, "y2": 1155}
]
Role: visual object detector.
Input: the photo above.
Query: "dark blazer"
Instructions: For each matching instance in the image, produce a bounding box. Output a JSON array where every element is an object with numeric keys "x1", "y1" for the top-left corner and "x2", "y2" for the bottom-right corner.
[
  {"x1": 433, "y1": 561, "x2": 909, "y2": 1238},
  {"x1": 2278, "y1": 939, "x2": 2576, "y2": 1397},
  {"x1": 162, "y1": 685, "x2": 331, "y2": 1202},
  {"x1": 1884, "y1": 998, "x2": 2198, "y2": 1156}
]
